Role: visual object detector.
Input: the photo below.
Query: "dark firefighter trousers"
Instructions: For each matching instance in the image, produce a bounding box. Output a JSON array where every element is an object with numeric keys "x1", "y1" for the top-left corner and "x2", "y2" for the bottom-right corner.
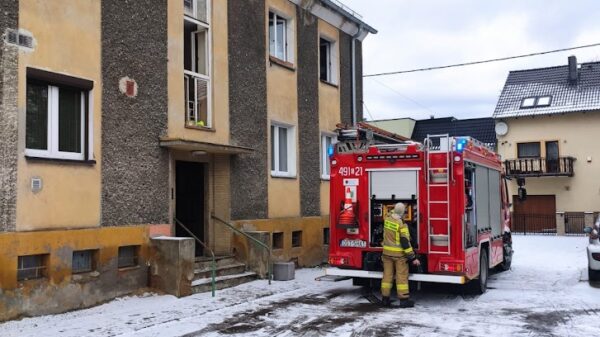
[{"x1": 381, "y1": 254, "x2": 410, "y2": 299}]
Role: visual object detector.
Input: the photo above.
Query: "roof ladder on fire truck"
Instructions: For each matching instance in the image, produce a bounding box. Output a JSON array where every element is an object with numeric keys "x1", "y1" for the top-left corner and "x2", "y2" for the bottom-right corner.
[{"x1": 425, "y1": 134, "x2": 452, "y2": 255}]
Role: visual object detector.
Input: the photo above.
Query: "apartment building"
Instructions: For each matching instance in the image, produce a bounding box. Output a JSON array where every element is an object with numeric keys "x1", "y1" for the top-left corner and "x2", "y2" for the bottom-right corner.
[{"x1": 0, "y1": 0, "x2": 374, "y2": 320}]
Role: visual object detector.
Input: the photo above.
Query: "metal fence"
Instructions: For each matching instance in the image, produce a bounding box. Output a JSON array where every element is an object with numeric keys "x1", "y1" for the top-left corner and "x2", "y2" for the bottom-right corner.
[
  {"x1": 511, "y1": 214, "x2": 557, "y2": 235},
  {"x1": 565, "y1": 212, "x2": 587, "y2": 236}
]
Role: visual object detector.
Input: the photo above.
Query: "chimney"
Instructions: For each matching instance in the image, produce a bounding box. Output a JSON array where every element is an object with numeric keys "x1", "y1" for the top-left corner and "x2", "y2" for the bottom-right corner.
[{"x1": 568, "y1": 55, "x2": 578, "y2": 84}]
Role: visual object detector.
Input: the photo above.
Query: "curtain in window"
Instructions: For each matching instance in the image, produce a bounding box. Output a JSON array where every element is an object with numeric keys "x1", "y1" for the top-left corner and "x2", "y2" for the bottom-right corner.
[
  {"x1": 26, "y1": 82, "x2": 48, "y2": 150},
  {"x1": 58, "y1": 87, "x2": 81, "y2": 153},
  {"x1": 517, "y1": 143, "x2": 540, "y2": 158},
  {"x1": 278, "y1": 127, "x2": 288, "y2": 172}
]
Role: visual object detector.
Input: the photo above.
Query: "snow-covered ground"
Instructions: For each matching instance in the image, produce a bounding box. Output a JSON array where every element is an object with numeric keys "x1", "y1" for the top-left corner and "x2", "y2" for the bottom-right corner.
[{"x1": 1, "y1": 235, "x2": 598, "y2": 337}]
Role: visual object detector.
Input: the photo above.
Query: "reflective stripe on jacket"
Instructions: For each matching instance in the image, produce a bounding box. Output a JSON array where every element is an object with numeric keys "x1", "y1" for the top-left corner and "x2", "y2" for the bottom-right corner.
[{"x1": 382, "y1": 214, "x2": 415, "y2": 259}]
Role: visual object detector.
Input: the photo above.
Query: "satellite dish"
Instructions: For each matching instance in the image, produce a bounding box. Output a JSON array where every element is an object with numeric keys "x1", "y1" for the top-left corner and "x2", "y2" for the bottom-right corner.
[{"x1": 495, "y1": 122, "x2": 508, "y2": 136}]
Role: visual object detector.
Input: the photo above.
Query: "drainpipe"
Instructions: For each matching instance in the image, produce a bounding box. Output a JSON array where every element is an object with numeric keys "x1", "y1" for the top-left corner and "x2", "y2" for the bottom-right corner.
[{"x1": 351, "y1": 26, "x2": 364, "y2": 126}]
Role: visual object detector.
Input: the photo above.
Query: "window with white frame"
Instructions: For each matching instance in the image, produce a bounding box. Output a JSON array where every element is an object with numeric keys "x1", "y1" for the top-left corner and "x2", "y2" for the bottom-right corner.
[
  {"x1": 25, "y1": 74, "x2": 92, "y2": 161},
  {"x1": 271, "y1": 124, "x2": 296, "y2": 177},
  {"x1": 269, "y1": 11, "x2": 293, "y2": 63},
  {"x1": 319, "y1": 37, "x2": 338, "y2": 84},
  {"x1": 184, "y1": 0, "x2": 212, "y2": 128},
  {"x1": 321, "y1": 134, "x2": 337, "y2": 179}
]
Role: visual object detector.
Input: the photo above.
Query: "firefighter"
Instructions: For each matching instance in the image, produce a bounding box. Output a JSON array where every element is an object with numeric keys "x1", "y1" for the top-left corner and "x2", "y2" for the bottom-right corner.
[{"x1": 381, "y1": 202, "x2": 421, "y2": 308}]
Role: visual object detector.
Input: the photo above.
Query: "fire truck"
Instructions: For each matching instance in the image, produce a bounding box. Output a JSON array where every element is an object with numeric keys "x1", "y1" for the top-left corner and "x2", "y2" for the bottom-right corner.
[{"x1": 325, "y1": 128, "x2": 513, "y2": 293}]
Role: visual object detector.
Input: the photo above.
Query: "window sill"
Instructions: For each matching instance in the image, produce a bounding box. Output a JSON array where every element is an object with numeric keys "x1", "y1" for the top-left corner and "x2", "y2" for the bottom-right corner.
[
  {"x1": 185, "y1": 124, "x2": 215, "y2": 132},
  {"x1": 271, "y1": 172, "x2": 297, "y2": 180},
  {"x1": 25, "y1": 156, "x2": 96, "y2": 166},
  {"x1": 319, "y1": 79, "x2": 339, "y2": 88},
  {"x1": 71, "y1": 270, "x2": 100, "y2": 283},
  {"x1": 117, "y1": 265, "x2": 141, "y2": 272},
  {"x1": 321, "y1": 176, "x2": 331, "y2": 181},
  {"x1": 269, "y1": 56, "x2": 295, "y2": 72}
]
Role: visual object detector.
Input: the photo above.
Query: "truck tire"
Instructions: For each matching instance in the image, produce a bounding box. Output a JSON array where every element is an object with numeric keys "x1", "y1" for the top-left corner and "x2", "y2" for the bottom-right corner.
[
  {"x1": 467, "y1": 249, "x2": 489, "y2": 294},
  {"x1": 497, "y1": 242, "x2": 513, "y2": 272},
  {"x1": 589, "y1": 268, "x2": 600, "y2": 282}
]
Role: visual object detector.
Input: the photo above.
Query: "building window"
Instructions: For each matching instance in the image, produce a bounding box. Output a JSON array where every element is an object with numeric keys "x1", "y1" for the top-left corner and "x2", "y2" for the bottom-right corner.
[
  {"x1": 184, "y1": 0, "x2": 208, "y2": 23},
  {"x1": 271, "y1": 124, "x2": 296, "y2": 177},
  {"x1": 292, "y1": 230, "x2": 302, "y2": 248},
  {"x1": 520, "y1": 95, "x2": 552, "y2": 108},
  {"x1": 321, "y1": 134, "x2": 337, "y2": 179},
  {"x1": 517, "y1": 142, "x2": 541, "y2": 158},
  {"x1": 272, "y1": 232, "x2": 284, "y2": 250},
  {"x1": 17, "y1": 254, "x2": 48, "y2": 281},
  {"x1": 25, "y1": 75, "x2": 92, "y2": 161},
  {"x1": 319, "y1": 37, "x2": 338, "y2": 84},
  {"x1": 323, "y1": 227, "x2": 330, "y2": 245},
  {"x1": 72, "y1": 250, "x2": 96, "y2": 274},
  {"x1": 269, "y1": 11, "x2": 292, "y2": 62},
  {"x1": 118, "y1": 245, "x2": 140, "y2": 269},
  {"x1": 184, "y1": 1, "x2": 211, "y2": 128}
]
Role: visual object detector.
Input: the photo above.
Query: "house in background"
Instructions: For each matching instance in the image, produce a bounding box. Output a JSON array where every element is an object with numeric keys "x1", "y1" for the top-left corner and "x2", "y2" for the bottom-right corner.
[
  {"x1": 0, "y1": 0, "x2": 375, "y2": 321},
  {"x1": 493, "y1": 56, "x2": 600, "y2": 235},
  {"x1": 366, "y1": 117, "x2": 416, "y2": 139},
  {"x1": 410, "y1": 116, "x2": 497, "y2": 149}
]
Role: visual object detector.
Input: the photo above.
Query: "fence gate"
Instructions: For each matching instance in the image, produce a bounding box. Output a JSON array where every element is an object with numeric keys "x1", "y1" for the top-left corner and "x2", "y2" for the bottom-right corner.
[{"x1": 512, "y1": 195, "x2": 556, "y2": 235}]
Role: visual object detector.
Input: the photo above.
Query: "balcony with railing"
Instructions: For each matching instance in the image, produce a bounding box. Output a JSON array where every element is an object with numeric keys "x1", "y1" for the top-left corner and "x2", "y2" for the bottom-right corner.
[{"x1": 504, "y1": 157, "x2": 576, "y2": 178}]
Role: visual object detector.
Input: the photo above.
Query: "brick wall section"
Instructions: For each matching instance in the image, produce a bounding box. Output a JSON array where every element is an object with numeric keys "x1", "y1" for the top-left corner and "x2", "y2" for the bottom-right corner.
[
  {"x1": 296, "y1": 8, "x2": 321, "y2": 217},
  {"x1": 228, "y1": 0, "x2": 269, "y2": 221},
  {"x1": 0, "y1": 0, "x2": 19, "y2": 232},
  {"x1": 100, "y1": 0, "x2": 170, "y2": 226},
  {"x1": 212, "y1": 155, "x2": 232, "y2": 255}
]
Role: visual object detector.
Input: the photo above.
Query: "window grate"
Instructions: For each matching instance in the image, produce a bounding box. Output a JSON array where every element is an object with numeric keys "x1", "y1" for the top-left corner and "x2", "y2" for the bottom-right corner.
[
  {"x1": 5, "y1": 29, "x2": 33, "y2": 48},
  {"x1": 118, "y1": 245, "x2": 140, "y2": 269},
  {"x1": 72, "y1": 250, "x2": 96, "y2": 274},
  {"x1": 17, "y1": 254, "x2": 48, "y2": 281}
]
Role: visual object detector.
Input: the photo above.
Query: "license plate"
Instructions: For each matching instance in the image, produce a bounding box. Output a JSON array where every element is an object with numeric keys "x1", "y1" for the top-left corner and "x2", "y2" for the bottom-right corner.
[{"x1": 340, "y1": 239, "x2": 367, "y2": 248}]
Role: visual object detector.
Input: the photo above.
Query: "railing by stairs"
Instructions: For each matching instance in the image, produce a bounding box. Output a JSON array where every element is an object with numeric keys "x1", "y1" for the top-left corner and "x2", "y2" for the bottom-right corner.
[
  {"x1": 174, "y1": 218, "x2": 217, "y2": 297},
  {"x1": 212, "y1": 215, "x2": 272, "y2": 285}
]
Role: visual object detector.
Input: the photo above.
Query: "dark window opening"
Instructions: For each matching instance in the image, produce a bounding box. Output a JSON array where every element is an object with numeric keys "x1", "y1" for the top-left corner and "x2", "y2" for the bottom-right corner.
[
  {"x1": 17, "y1": 254, "x2": 48, "y2": 281},
  {"x1": 72, "y1": 250, "x2": 97, "y2": 274},
  {"x1": 272, "y1": 232, "x2": 284, "y2": 250},
  {"x1": 320, "y1": 38, "x2": 331, "y2": 82},
  {"x1": 517, "y1": 142, "x2": 541, "y2": 158},
  {"x1": 292, "y1": 230, "x2": 302, "y2": 248},
  {"x1": 323, "y1": 228, "x2": 330, "y2": 245},
  {"x1": 118, "y1": 245, "x2": 140, "y2": 269}
]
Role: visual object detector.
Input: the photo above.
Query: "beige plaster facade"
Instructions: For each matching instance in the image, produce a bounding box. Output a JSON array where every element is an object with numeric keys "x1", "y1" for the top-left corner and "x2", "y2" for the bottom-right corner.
[
  {"x1": 16, "y1": 0, "x2": 102, "y2": 231},
  {"x1": 496, "y1": 112, "x2": 600, "y2": 212}
]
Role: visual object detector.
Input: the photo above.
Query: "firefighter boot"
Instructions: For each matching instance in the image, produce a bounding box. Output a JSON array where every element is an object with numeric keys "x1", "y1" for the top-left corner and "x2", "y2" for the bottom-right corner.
[
  {"x1": 381, "y1": 296, "x2": 391, "y2": 307},
  {"x1": 398, "y1": 299, "x2": 415, "y2": 308}
]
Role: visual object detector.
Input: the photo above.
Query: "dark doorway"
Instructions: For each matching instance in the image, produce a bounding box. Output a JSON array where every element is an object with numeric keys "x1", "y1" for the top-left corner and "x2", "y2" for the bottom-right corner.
[
  {"x1": 546, "y1": 141, "x2": 559, "y2": 173},
  {"x1": 176, "y1": 161, "x2": 205, "y2": 256},
  {"x1": 512, "y1": 195, "x2": 556, "y2": 234}
]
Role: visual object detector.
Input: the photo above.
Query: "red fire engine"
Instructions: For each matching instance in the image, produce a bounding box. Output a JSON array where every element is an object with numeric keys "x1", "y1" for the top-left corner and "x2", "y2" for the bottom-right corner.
[{"x1": 326, "y1": 129, "x2": 513, "y2": 293}]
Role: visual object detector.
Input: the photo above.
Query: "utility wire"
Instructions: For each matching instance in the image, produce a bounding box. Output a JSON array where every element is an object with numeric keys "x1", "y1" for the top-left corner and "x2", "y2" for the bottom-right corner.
[
  {"x1": 362, "y1": 101, "x2": 375, "y2": 122},
  {"x1": 364, "y1": 42, "x2": 600, "y2": 77},
  {"x1": 369, "y1": 78, "x2": 438, "y2": 118}
]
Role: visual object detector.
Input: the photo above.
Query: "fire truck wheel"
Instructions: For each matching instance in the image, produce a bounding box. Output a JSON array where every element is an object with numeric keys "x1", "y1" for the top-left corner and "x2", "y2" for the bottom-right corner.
[{"x1": 467, "y1": 249, "x2": 489, "y2": 294}]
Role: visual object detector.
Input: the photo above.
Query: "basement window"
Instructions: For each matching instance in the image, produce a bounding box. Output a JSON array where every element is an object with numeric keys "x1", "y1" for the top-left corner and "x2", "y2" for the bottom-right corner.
[
  {"x1": 17, "y1": 254, "x2": 49, "y2": 281},
  {"x1": 118, "y1": 245, "x2": 140, "y2": 269},
  {"x1": 272, "y1": 232, "x2": 284, "y2": 250},
  {"x1": 72, "y1": 249, "x2": 97, "y2": 274},
  {"x1": 292, "y1": 230, "x2": 303, "y2": 248},
  {"x1": 323, "y1": 228, "x2": 330, "y2": 246},
  {"x1": 25, "y1": 68, "x2": 94, "y2": 161}
]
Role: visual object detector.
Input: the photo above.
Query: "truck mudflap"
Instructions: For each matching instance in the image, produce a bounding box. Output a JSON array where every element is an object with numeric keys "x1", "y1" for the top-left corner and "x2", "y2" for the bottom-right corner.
[{"x1": 325, "y1": 267, "x2": 467, "y2": 284}]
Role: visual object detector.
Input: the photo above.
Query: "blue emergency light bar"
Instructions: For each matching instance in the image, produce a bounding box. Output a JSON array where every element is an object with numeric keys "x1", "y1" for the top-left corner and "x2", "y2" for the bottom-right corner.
[{"x1": 455, "y1": 137, "x2": 469, "y2": 153}]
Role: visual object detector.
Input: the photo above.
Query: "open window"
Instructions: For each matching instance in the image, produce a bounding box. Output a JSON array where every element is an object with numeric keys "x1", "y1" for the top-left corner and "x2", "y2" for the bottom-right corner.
[
  {"x1": 184, "y1": 1, "x2": 211, "y2": 128},
  {"x1": 319, "y1": 37, "x2": 338, "y2": 84}
]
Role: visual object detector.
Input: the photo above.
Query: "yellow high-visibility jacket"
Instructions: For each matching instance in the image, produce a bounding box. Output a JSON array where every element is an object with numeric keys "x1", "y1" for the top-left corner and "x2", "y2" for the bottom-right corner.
[{"x1": 382, "y1": 214, "x2": 416, "y2": 260}]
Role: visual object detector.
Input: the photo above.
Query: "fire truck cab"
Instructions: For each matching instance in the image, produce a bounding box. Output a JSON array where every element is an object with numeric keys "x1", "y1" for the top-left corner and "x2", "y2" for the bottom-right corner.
[{"x1": 326, "y1": 130, "x2": 512, "y2": 293}]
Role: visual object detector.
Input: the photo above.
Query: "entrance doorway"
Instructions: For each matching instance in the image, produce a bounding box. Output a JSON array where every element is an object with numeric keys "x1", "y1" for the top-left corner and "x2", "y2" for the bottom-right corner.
[
  {"x1": 176, "y1": 161, "x2": 205, "y2": 256},
  {"x1": 512, "y1": 195, "x2": 556, "y2": 234}
]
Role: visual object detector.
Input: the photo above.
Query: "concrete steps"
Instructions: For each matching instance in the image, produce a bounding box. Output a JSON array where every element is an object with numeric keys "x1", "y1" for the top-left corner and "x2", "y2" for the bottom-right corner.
[{"x1": 191, "y1": 255, "x2": 257, "y2": 294}]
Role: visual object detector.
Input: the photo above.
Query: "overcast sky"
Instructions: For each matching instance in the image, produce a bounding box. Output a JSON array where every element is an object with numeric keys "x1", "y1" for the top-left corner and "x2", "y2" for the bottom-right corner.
[{"x1": 341, "y1": 0, "x2": 600, "y2": 121}]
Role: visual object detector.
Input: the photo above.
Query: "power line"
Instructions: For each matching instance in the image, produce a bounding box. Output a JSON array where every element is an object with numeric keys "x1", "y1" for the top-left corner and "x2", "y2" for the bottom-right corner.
[
  {"x1": 369, "y1": 78, "x2": 438, "y2": 118},
  {"x1": 362, "y1": 101, "x2": 375, "y2": 121},
  {"x1": 364, "y1": 42, "x2": 600, "y2": 77}
]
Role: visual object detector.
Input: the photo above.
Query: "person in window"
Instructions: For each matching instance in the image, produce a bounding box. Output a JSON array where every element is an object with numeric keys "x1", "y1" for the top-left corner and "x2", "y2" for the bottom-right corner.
[{"x1": 380, "y1": 203, "x2": 421, "y2": 308}]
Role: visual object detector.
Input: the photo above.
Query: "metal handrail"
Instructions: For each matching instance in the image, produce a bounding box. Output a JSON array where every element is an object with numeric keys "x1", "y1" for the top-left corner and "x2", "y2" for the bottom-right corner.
[
  {"x1": 174, "y1": 218, "x2": 217, "y2": 297},
  {"x1": 212, "y1": 215, "x2": 272, "y2": 285}
]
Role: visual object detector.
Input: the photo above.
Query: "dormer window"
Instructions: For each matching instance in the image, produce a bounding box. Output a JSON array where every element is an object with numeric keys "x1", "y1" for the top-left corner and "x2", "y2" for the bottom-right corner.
[{"x1": 520, "y1": 95, "x2": 552, "y2": 109}]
